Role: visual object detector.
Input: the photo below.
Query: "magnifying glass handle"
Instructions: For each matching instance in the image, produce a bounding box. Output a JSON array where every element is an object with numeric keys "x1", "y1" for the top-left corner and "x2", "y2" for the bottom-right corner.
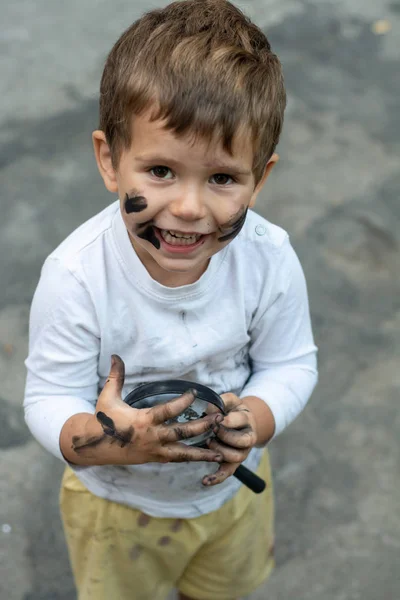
[{"x1": 234, "y1": 464, "x2": 266, "y2": 494}]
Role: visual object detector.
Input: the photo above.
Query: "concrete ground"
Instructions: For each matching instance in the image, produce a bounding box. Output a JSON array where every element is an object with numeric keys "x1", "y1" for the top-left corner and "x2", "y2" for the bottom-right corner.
[{"x1": 1, "y1": 0, "x2": 399, "y2": 598}]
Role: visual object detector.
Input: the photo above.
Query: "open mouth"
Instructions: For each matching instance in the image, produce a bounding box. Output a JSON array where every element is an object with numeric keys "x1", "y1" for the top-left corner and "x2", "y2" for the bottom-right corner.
[
  {"x1": 154, "y1": 227, "x2": 207, "y2": 252},
  {"x1": 160, "y1": 229, "x2": 203, "y2": 245}
]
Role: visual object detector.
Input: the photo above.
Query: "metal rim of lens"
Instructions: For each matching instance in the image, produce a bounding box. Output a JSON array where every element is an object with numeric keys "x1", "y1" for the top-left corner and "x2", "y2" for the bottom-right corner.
[{"x1": 124, "y1": 380, "x2": 226, "y2": 414}]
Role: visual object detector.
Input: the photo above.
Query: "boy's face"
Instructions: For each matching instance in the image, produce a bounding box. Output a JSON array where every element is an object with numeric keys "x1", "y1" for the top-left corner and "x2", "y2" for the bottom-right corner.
[{"x1": 93, "y1": 110, "x2": 277, "y2": 286}]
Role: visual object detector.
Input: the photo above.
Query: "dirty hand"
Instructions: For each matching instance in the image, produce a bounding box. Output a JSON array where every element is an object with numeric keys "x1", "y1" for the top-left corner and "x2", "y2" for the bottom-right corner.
[
  {"x1": 72, "y1": 355, "x2": 224, "y2": 465},
  {"x1": 202, "y1": 393, "x2": 257, "y2": 487}
]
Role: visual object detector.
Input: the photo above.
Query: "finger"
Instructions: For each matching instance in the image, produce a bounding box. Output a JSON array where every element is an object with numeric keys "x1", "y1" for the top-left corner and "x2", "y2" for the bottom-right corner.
[
  {"x1": 161, "y1": 413, "x2": 223, "y2": 443},
  {"x1": 220, "y1": 410, "x2": 250, "y2": 430},
  {"x1": 160, "y1": 443, "x2": 223, "y2": 463},
  {"x1": 103, "y1": 354, "x2": 125, "y2": 397},
  {"x1": 220, "y1": 392, "x2": 242, "y2": 412},
  {"x1": 214, "y1": 424, "x2": 256, "y2": 449},
  {"x1": 150, "y1": 389, "x2": 197, "y2": 425},
  {"x1": 202, "y1": 462, "x2": 239, "y2": 487},
  {"x1": 207, "y1": 438, "x2": 249, "y2": 463}
]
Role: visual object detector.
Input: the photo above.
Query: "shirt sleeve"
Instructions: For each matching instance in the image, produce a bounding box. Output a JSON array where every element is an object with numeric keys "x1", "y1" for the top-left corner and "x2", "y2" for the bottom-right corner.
[
  {"x1": 24, "y1": 257, "x2": 100, "y2": 462},
  {"x1": 240, "y1": 240, "x2": 318, "y2": 439}
]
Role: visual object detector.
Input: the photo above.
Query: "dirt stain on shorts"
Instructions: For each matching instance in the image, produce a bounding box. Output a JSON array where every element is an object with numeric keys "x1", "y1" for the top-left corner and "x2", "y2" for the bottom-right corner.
[
  {"x1": 129, "y1": 544, "x2": 143, "y2": 560},
  {"x1": 137, "y1": 513, "x2": 151, "y2": 527},
  {"x1": 171, "y1": 519, "x2": 183, "y2": 532},
  {"x1": 158, "y1": 536, "x2": 171, "y2": 546}
]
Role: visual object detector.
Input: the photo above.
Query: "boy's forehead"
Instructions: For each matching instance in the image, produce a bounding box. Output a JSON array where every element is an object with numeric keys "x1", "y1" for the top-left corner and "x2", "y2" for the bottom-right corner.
[{"x1": 129, "y1": 110, "x2": 254, "y2": 167}]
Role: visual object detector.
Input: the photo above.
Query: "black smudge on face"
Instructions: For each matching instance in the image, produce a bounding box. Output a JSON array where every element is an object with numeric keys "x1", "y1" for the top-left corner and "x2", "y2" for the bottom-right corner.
[
  {"x1": 124, "y1": 192, "x2": 148, "y2": 214},
  {"x1": 122, "y1": 191, "x2": 160, "y2": 249},
  {"x1": 218, "y1": 206, "x2": 248, "y2": 242},
  {"x1": 96, "y1": 411, "x2": 134, "y2": 447},
  {"x1": 136, "y1": 221, "x2": 161, "y2": 249}
]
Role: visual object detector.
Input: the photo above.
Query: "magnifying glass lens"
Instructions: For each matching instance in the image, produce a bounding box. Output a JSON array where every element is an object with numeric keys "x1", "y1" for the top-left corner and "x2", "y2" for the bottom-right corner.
[{"x1": 131, "y1": 393, "x2": 212, "y2": 446}]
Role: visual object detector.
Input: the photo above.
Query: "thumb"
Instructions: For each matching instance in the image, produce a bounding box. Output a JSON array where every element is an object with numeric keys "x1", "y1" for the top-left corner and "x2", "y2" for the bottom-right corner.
[
  {"x1": 220, "y1": 392, "x2": 241, "y2": 412},
  {"x1": 105, "y1": 354, "x2": 125, "y2": 398}
]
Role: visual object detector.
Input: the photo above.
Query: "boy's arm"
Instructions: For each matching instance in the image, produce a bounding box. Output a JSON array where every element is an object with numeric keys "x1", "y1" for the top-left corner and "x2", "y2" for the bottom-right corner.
[
  {"x1": 203, "y1": 241, "x2": 317, "y2": 487},
  {"x1": 239, "y1": 240, "x2": 318, "y2": 441},
  {"x1": 24, "y1": 257, "x2": 102, "y2": 462}
]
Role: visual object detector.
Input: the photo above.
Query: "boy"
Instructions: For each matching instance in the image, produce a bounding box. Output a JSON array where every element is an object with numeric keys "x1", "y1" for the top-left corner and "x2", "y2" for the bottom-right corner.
[{"x1": 24, "y1": 1, "x2": 318, "y2": 599}]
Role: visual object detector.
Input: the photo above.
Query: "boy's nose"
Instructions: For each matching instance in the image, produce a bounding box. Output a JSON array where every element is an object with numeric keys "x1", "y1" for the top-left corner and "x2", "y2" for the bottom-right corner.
[{"x1": 168, "y1": 186, "x2": 207, "y2": 222}]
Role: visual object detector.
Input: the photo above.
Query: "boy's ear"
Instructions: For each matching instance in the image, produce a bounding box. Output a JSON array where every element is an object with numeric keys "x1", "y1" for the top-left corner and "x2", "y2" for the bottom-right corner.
[
  {"x1": 249, "y1": 153, "x2": 279, "y2": 208},
  {"x1": 92, "y1": 130, "x2": 119, "y2": 193}
]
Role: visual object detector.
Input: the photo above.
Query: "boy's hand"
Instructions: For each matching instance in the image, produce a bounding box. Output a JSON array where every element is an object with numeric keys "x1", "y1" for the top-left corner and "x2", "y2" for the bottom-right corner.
[
  {"x1": 67, "y1": 355, "x2": 224, "y2": 466},
  {"x1": 202, "y1": 393, "x2": 258, "y2": 487}
]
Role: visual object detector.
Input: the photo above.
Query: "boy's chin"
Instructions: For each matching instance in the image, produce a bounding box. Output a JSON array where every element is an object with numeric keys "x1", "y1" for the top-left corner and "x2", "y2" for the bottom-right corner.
[
  {"x1": 151, "y1": 254, "x2": 212, "y2": 285},
  {"x1": 155, "y1": 255, "x2": 211, "y2": 273}
]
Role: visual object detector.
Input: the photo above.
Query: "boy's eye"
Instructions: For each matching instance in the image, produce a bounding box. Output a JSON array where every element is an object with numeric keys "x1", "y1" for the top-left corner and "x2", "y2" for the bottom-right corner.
[
  {"x1": 150, "y1": 166, "x2": 173, "y2": 179},
  {"x1": 211, "y1": 173, "x2": 234, "y2": 185},
  {"x1": 148, "y1": 166, "x2": 235, "y2": 185}
]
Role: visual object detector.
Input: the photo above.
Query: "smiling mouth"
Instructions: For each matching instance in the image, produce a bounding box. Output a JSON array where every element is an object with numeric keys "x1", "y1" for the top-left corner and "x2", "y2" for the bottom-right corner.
[{"x1": 157, "y1": 228, "x2": 205, "y2": 246}]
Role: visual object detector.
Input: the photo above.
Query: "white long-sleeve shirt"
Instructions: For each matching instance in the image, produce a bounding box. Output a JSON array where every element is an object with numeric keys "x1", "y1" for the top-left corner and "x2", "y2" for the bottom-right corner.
[{"x1": 24, "y1": 201, "x2": 318, "y2": 518}]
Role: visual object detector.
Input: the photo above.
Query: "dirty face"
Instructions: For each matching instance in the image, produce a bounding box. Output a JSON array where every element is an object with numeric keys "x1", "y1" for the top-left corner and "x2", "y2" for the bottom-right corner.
[{"x1": 114, "y1": 110, "x2": 264, "y2": 285}]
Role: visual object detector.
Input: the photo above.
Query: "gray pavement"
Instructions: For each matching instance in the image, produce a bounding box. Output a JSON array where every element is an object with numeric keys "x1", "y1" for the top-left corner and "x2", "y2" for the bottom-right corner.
[{"x1": 1, "y1": 1, "x2": 399, "y2": 599}]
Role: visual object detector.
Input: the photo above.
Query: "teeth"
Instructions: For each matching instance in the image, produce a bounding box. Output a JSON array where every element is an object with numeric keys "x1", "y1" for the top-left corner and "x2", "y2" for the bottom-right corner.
[
  {"x1": 160, "y1": 229, "x2": 202, "y2": 245},
  {"x1": 168, "y1": 230, "x2": 198, "y2": 239}
]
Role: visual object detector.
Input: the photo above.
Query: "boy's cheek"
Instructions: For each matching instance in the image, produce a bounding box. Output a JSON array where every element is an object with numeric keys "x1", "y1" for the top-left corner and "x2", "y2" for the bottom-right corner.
[
  {"x1": 120, "y1": 190, "x2": 169, "y2": 221},
  {"x1": 217, "y1": 205, "x2": 248, "y2": 243},
  {"x1": 123, "y1": 191, "x2": 148, "y2": 215}
]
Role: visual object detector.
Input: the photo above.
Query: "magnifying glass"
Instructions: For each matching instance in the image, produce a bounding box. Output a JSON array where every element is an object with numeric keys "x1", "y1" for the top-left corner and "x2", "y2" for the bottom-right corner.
[{"x1": 124, "y1": 380, "x2": 266, "y2": 494}]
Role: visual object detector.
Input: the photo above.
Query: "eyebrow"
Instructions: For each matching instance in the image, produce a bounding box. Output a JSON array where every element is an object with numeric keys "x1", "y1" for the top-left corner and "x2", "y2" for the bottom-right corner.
[{"x1": 135, "y1": 155, "x2": 252, "y2": 176}]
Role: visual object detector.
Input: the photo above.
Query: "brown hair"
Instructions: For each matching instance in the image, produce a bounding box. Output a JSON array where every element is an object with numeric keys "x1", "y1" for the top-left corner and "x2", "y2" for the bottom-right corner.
[{"x1": 99, "y1": 0, "x2": 286, "y2": 185}]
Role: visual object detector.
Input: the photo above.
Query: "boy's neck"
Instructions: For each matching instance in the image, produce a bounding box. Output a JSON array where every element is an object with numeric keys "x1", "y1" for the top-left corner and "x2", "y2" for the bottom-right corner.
[{"x1": 148, "y1": 264, "x2": 209, "y2": 287}]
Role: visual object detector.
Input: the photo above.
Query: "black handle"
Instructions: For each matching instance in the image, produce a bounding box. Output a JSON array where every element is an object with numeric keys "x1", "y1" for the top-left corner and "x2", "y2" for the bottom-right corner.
[{"x1": 234, "y1": 464, "x2": 266, "y2": 494}]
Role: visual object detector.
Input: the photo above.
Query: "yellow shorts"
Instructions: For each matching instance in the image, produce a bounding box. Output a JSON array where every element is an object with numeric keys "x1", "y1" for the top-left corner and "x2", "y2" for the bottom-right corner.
[{"x1": 60, "y1": 450, "x2": 274, "y2": 600}]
